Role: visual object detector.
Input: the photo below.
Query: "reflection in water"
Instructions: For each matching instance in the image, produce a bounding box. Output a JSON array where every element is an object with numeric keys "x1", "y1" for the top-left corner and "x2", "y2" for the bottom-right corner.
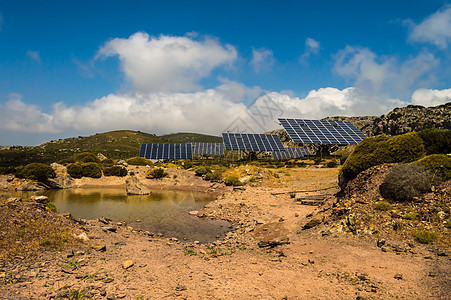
[{"x1": 2, "y1": 188, "x2": 230, "y2": 243}]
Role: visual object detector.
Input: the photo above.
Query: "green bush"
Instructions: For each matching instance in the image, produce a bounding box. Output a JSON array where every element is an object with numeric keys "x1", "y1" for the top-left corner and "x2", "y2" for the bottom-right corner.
[
  {"x1": 74, "y1": 152, "x2": 100, "y2": 163},
  {"x1": 0, "y1": 166, "x2": 16, "y2": 175},
  {"x1": 104, "y1": 166, "x2": 128, "y2": 177},
  {"x1": 339, "y1": 133, "x2": 425, "y2": 187},
  {"x1": 204, "y1": 172, "x2": 213, "y2": 181},
  {"x1": 81, "y1": 163, "x2": 102, "y2": 178},
  {"x1": 379, "y1": 164, "x2": 434, "y2": 202},
  {"x1": 415, "y1": 154, "x2": 451, "y2": 180},
  {"x1": 44, "y1": 201, "x2": 57, "y2": 212},
  {"x1": 100, "y1": 158, "x2": 115, "y2": 167},
  {"x1": 17, "y1": 163, "x2": 56, "y2": 182},
  {"x1": 126, "y1": 157, "x2": 153, "y2": 166},
  {"x1": 58, "y1": 157, "x2": 76, "y2": 165},
  {"x1": 224, "y1": 175, "x2": 239, "y2": 186},
  {"x1": 417, "y1": 128, "x2": 451, "y2": 155},
  {"x1": 145, "y1": 168, "x2": 168, "y2": 179},
  {"x1": 375, "y1": 201, "x2": 392, "y2": 211},
  {"x1": 195, "y1": 167, "x2": 211, "y2": 176},
  {"x1": 67, "y1": 163, "x2": 83, "y2": 179},
  {"x1": 232, "y1": 180, "x2": 244, "y2": 186},
  {"x1": 402, "y1": 211, "x2": 419, "y2": 220},
  {"x1": 414, "y1": 230, "x2": 436, "y2": 244}
]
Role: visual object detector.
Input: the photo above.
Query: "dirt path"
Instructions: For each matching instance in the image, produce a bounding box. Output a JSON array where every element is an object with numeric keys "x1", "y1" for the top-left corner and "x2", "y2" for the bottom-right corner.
[{"x1": 1, "y1": 167, "x2": 449, "y2": 299}]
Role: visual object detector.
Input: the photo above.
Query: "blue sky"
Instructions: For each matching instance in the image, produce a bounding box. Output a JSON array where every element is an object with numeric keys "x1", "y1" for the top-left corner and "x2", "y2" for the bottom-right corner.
[{"x1": 0, "y1": 0, "x2": 450, "y2": 145}]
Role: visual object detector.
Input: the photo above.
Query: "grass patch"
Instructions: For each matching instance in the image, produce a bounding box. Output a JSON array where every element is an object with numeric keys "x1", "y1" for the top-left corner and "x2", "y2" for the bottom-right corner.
[
  {"x1": 375, "y1": 201, "x2": 392, "y2": 211},
  {"x1": 402, "y1": 211, "x2": 419, "y2": 220},
  {"x1": 183, "y1": 248, "x2": 197, "y2": 256},
  {"x1": 414, "y1": 230, "x2": 437, "y2": 244}
]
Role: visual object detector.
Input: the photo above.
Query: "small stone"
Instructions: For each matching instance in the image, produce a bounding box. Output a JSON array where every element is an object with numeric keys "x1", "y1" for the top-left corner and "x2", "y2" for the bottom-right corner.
[
  {"x1": 175, "y1": 284, "x2": 187, "y2": 291},
  {"x1": 74, "y1": 232, "x2": 90, "y2": 242},
  {"x1": 103, "y1": 277, "x2": 114, "y2": 283},
  {"x1": 91, "y1": 243, "x2": 106, "y2": 251},
  {"x1": 394, "y1": 273, "x2": 403, "y2": 280},
  {"x1": 294, "y1": 213, "x2": 299, "y2": 217},
  {"x1": 122, "y1": 260, "x2": 134, "y2": 269},
  {"x1": 188, "y1": 211, "x2": 199, "y2": 216},
  {"x1": 102, "y1": 226, "x2": 117, "y2": 233},
  {"x1": 116, "y1": 294, "x2": 126, "y2": 299},
  {"x1": 428, "y1": 272, "x2": 437, "y2": 277}
]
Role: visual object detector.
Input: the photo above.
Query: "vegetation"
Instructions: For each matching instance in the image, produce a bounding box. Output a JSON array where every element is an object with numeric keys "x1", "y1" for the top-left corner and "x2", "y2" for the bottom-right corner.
[
  {"x1": 74, "y1": 152, "x2": 100, "y2": 163},
  {"x1": 145, "y1": 168, "x2": 168, "y2": 179},
  {"x1": 100, "y1": 158, "x2": 115, "y2": 167},
  {"x1": 402, "y1": 211, "x2": 419, "y2": 220},
  {"x1": 375, "y1": 201, "x2": 393, "y2": 211},
  {"x1": 414, "y1": 230, "x2": 437, "y2": 244},
  {"x1": 195, "y1": 166, "x2": 211, "y2": 176},
  {"x1": 16, "y1": 163, "x2": 56, "y2": 182},
  {"x1": 339, "y1": 133, "x2": 425, "y2": 186},
  {"x1": 81, "y1": 163, "x2": 103, "y2": 178},
  {"x1": 126, "y1": 156, "x2": 153, "y2": 166},
  {"x1": 104, "y1": 166, "x2": 128, "y2": 177},
  {"x1": 67, "y1": 163, "x2": 83, "y2": 179},
  {"x1": 414, "y1": 154, "x2": 451, "y2": 180},
  {"x1": 417, "y1": 128, "x2": 451, "y2": 155},
  {"x1": 379, "y1": 164, "x2": 434, "y2": 202},
  {"x1": 224, "y1": 175, "x2": 243, "y2": 186}
]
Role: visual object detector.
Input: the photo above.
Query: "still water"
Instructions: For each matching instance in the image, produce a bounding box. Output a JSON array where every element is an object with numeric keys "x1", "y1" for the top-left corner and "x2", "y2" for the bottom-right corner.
[{"x1": 3, "y1": 188, "x2": 230, "y2": 243}]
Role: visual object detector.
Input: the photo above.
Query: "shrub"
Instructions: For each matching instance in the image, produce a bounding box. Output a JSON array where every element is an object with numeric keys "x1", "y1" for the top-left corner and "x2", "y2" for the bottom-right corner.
[
  {"x1": 145, "y1": 168, "x2": 168, "y2": 179},
  {"x1": 339, "y1": 133, "x2": 425, "y2": 187},
  {"x1": 417, "y1": 128, "x2": 451, "y2": 155},
  {"x1": 100, "y1": 158, "x2": 115, "y2": 167},
  {"x1": 195, "y1": 167, "x2": 211, "y2": 176},
  {"x1": 44, "y1": 201, "x2": 57, "y2": 212},
  {"x1": 204, "y1": 172, "x2": 213, "y2": 181},
  {"x1": 74, "y1": 152, "x2": 100, "y2": 163},
  {"x1": 232, "y1": 180, "x2": 244, "y2": 186},
  {"x1": 249, "y1": 177, "x2": 256, "y2": 182},
  {"x1": 224, "y1": 175, "x2": 239, "y2": 186},
  {"x1": 379, "y1": 164, "x2": 434, "y2": 202},
  {"x1": 81, "y1": 163, "x2": 102, "y2": 178},
  {"x1": 0, "y1": 166, "x2": 16, "y2": 175},
  {"x1": 126, "y1": 157, "x2": 153, "y2": 166},
  {"x1": 104, "y1": 166, "x2": 128, "y2": 177},
  {"x1": 375, "y1": 201, "x2": 392, "y2": 211},
  {"x1": 67, "y1": 163, "x2": 83, "y2": 179},
  {"x1": 414, "y1": 230, "x2": 436, "y2": 244},
  {"x1": 402, "y1": 211, "x2": 419, "y2": 220},
  {"x1": 58, "y1": 157, "x2": 76, "y2": 165},
  {"x1": 17, "y1": 163, "x2": 56, "y2": 182},
  {"x1": 415, "y1": 154, "x2": 451, "y2": 180}
]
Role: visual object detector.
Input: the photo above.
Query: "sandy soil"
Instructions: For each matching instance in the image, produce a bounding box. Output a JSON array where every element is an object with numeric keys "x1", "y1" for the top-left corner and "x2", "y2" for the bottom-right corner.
[{"x1": 1, "y1": 167, "x2": 449, "y2": 299}]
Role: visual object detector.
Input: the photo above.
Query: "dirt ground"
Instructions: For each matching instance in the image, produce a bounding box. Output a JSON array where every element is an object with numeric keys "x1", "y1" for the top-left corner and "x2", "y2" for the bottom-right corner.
[{"x1": 1, "y1": 166, "x2": 450, "y2": 299}]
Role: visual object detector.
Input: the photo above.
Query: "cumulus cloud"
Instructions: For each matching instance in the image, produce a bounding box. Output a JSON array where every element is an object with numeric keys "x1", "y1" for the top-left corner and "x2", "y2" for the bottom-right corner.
[
  {"x1": 26, "y1": 50, "x2": 41, "y2": 63},
  {"x1": 300, "y1": 38, "x2": 320, "y2": 62},
  {"x1": 334, "y1": 46, "x2": 438, "y2": 95},
  {"x1": 409, "y1": 5, "x2": 451, "y2": 49},
  {"x1": 250, "y1": 48, "x2": 275, "y2": 73},
  {"x1": 97, "y1": 32, "x2": 237, "y2": 93},
  {"x1": 411, "y1": 88, "x2": 451, "y2": 106}
]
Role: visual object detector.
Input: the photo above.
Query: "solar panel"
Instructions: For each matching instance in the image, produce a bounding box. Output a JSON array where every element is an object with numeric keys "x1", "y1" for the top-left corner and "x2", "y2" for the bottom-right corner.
[
  {"x1": 192, "y1": 143, "x2": 224, "y2": 155},
  {"x1": 139, "y1": 143, "x2": 193, "y2": 160},
  {"x1": 222, "y1": 133, "x2": 285, "y2": 151},
  {"x1": 278, "y1": 118, "x2": 366, "y2": 145},
  {"x1": 272, "y1": 148, "x2": 310, "y2": 160}
]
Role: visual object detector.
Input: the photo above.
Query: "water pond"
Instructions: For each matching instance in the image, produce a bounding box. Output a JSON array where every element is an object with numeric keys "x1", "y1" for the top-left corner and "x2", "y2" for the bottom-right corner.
[{"x1": 2, "y1": 188, "x2": 231, "y2": 243}]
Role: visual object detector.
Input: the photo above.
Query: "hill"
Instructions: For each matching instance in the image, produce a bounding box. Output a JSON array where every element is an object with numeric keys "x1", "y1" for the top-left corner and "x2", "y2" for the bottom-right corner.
[{"x1": 0, "y1": 130, "x2": 222, "y2": 168}]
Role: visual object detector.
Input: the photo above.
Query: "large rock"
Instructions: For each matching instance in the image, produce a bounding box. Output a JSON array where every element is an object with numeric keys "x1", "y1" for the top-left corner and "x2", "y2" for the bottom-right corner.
[{"x1": 125, "y1": 176, "x2": 151, "y2": 195}]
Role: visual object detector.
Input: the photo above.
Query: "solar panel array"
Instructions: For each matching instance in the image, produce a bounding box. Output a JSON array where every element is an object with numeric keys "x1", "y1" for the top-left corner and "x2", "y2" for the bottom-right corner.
[
  {"x1": 139, "y1": 143, "x2": 193, "y2": 160},
  {"x1": 222, "y1": 133, "x2": 285, "y2": 152},
  {"x1": 272, "y1": 148, "x2": 310, "y2": 160},
  {"x1": 278, "y1": 118, "x2": 366, "y2": 145},
  {"x1": 192, "y1": 143, "x2": 224, "y2": 155}
]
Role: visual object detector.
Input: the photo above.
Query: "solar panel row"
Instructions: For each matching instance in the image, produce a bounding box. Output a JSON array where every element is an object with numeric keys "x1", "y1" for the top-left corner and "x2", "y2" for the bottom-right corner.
[
  {"x1": 222, "y1": 133, "x2": 285, "y2": 152},
  {"x1": 191, "y1": 143, "x2": 224, "y2": 155},
  {"x1": 272, "y1": 148, "x2": 310, "y2": 160},
  {"x1": 139, "y1": 143, "x2": 193, "y2": 160},
  {"x1": 278, "y1": 118, "x2": 366, "y2": 145}
]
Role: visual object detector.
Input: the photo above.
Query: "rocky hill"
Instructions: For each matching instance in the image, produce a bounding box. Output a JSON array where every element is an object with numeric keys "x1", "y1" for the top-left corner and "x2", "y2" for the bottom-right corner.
[
  {"x1": 0, "y1": 130, "x2": 222, "y2": 168},
  {"x1": 325, "y1": 102, "x2": 451, "y2": 137}
]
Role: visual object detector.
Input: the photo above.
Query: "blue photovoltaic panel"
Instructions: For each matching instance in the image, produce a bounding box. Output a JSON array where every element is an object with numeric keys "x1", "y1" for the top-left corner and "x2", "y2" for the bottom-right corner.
[
  {"x1": 278, "y1": 118, "x2": 366, "y2": 145},
  {"x1": 272, "y1": 148, "x2": 310, "y2": 160},
  {"x1": 192, "y1": 143, "x2": 224, "y2": 155},
  {"x1": 139, "y1": 143, "x2": 193, "y2": 160},
  {"x1": 222, "y1": 133, "x2": 285, "y2": 151}
]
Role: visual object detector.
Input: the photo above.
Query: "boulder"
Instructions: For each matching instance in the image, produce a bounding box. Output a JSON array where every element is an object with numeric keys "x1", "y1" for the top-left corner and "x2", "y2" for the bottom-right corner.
[{"x1": 125, "y1": 176, "x2": 151, "y2": 195}]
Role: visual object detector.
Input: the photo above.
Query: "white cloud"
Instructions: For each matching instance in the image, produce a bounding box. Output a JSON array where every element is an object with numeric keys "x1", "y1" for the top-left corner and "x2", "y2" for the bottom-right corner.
[
  {"x1": 409, "y1": 5, "x2": 451, "y2": 49},
  {"x1": 0, "y1": 85, "x2": 409, "y2": 135},
  {"x1": 26, "y1": 50, "x2": 41, "y2": 63},
  {"x1": 334, "y1": 46, "x2": 438, "y2": 95},
  {"x1": 250, "y1": 48, "x2": 275, "y2": 73},
  {"x1": 97, "y1": 32, "x2": 237, "y2": 93},
  {"x1": 411, "y1": 88, "x2": 451, "y2": 106},
  {"x1": 300, "y1": 38, "x2": 320, "y2": 62}
]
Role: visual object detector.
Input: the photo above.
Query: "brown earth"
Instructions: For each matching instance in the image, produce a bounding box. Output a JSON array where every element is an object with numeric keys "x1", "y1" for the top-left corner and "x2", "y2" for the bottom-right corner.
[{"x1": 0, "y1": 166, "x2": 450, "y2": 299}]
